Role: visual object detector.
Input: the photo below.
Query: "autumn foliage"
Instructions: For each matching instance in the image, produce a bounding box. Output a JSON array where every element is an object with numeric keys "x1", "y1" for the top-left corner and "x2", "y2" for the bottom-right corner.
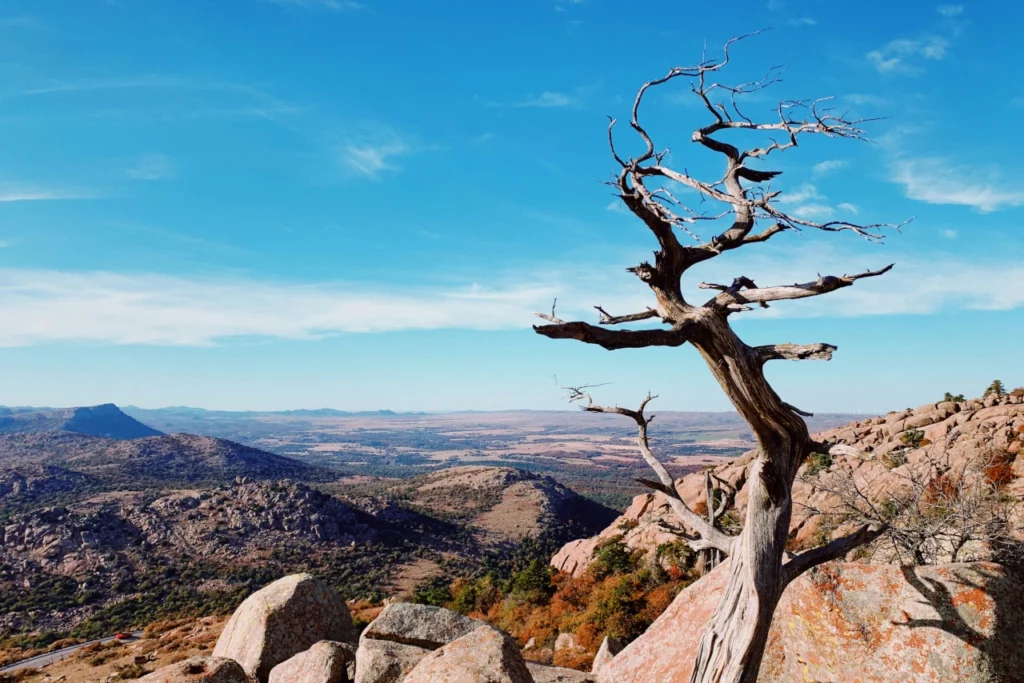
[{"x1": 426, "y1": 536, "x2": 699, "y2": 671}]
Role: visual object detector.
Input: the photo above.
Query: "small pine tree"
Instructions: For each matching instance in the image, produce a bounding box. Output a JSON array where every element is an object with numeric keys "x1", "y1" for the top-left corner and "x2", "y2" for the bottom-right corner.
[
  {"x1": 983, "y1": 380, "x2": 1006, "y2": 398},
  {"x1": 943, "y1": 392, "x2": 965, "y2": 402}
]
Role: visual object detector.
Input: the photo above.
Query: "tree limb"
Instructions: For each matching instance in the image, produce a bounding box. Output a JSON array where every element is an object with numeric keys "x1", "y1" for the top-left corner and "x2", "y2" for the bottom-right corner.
[
  {"x1": 533, "y1": 320, "x2": 695, "y2": 351},
  {"x1": 594, "y1": 306, "x2": 661, "y2": 325},
  {"x1": 569, "y1": 389, "x2": 736, "y2": 555},
  {"x1": 707, "y1": 264, "x2": 893, "y2": 308},
  {"x1": 754, "y1": 343, "x2": 837, "y2": 363},
  {"x1": 782, "y1": 523, "x2": 887, "y2": 585}
]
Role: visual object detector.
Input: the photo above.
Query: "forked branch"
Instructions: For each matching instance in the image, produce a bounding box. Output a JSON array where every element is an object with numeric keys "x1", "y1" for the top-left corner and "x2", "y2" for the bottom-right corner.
[{"x1": 567, "y1": 388, "x2": 736, "y2": 555}]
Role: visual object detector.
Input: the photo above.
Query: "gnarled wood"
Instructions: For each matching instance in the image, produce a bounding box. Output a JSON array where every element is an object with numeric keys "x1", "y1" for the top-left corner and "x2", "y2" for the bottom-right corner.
[{"x1": 534, "y1": 34, "x2": 902, "y2": 683}]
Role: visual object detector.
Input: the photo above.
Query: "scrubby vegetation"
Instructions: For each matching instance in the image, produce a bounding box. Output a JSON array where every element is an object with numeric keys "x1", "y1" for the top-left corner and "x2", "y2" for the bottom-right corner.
[{"x1": 413, "y1": 535, "x2": 700, "y2": 670}]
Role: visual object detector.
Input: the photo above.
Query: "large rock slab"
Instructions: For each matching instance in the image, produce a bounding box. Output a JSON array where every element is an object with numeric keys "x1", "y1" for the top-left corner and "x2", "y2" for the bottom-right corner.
[
  {"x1": 353, "y1": 639, "x2": 428, "y2": 683},
  {"x1": 137, "y1": 657, "x2": 249, "y2": 683},
  {"x1": 360, "y1": 602, "x2": 485, "y2": 649},
  {"x1": 599, "y1": 561, "x2": 1024, "y2": 683},
  {"x1": 403, "y1": 625, "x2": 533, "y2": 683},
  {"x1": 269, "y1": 641, "x2": 356, "y2": 683},
  {"x1": 213, "y1": 574, "x2": 356, "y2": 683},
  {"x1": 528, "y1": 662, "x2": 596, "y2": 682},
  {"x1": 589, "y1": 637, "x2": 621, "y2": 678}
]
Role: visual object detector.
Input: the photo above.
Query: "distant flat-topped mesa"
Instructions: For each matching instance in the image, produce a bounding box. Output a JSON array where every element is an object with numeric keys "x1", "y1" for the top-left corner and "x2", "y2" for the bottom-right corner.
[{"x1": 0, "y1": 403, "x2": 162, "y2": 439}]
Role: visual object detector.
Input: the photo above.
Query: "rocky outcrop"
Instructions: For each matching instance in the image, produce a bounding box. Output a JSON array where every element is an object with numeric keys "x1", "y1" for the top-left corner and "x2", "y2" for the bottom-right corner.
[
  {"x1": 353, "y1": 602, "x2": 493, "y2": 682},
  {"x1": 212, "y1": 574, "x2": 356, "y2": 683},
  {"x1": 0, "y1": 481, "x2": 369, "y2": 576},
  {"x1": 268, "y1": 641, "x2": 356, "y2": 683},
  {"x1": 136, "y1": 657, "x2": 249, "y2": 682},
  {"x1": 403, "y1": 625, "x2": 533, "y2": 683},
  {"x1": 554, "y1": 394, "x2": 1024, "y2": 576},
  {"x1": 360, "y1": 602, "x2": 485, "y2": 649},
  {"x1": 527, "y1": 662, "x2": 596, "y2": 682},
  {"x1": 353, "y1": 639, "x2": 427, "y2": 683},
  {"x1": 598, "y1": 561, "x2": 1024, "y2": 683}
]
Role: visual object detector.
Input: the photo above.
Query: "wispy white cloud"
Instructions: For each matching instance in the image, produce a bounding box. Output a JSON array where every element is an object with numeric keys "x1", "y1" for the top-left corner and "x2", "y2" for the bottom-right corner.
[
  {"x1": 776, "y1": 183, "x2": 859, "y2": 221},
  {"x1": 812, "y1": 159, "x2": 845, "y2": 176},
  {"x1": 844, "y1": 93, "x2": 889, "y2": 107},
  {"x1": 867, "y1": 36, "x2": 949, "y2": 74},
  {"x1": 24, "y1": 76, "x2": 300, "y2": 124},
  {"x1": 890, "y1": 157, "x2": 1024, "y2": 212},
  {"x1": 777, "y1": 183, "x2": 823, "y2": 204},
  {"x1": 940, "y1": 228, "x2": 958, "y2": 239},
  {"x1": 264, "y1": 0, "x2": 363, "y2": 10},
  {"x1": 788, "y1": 17, "x2": 816, "y2": 26},
  {"x1": 339, "y1": 125, "x2": 410, "y2": 179},
  {"x1": 0, "y1": 270, "x2": 560, "y2": 347},
  {"x1": 127, "y1": 154, "x2": 176, "y2": 181},
  {"x1": 791, "y1": 204, "x2": 835, "y2": 220},
  {"x1": 4, "y1": 247, "x2": 1023, "y2": 346},
  {"x1": 0, "y1": 185, "x2": 94, "y2": 202},
  {"x1": 936, "y1": 4, "x2": 963, "y2": 17},
  {"x1": 516, "y1": 92, "x2": 576, "y2": 108}
]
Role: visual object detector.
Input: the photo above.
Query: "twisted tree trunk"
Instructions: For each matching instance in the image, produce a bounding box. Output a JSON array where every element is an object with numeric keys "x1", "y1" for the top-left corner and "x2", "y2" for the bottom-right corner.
[
  {"x1": 532, "y1": 35, "x2": 897, "y2": 683},
  {"x1": 686, "y1": 315, "x2": 808, "y2": 682}
]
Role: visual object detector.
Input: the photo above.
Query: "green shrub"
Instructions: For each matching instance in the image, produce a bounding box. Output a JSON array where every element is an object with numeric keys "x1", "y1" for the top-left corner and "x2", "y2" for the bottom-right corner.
[
  {"x1": 881, "y1": 449, "x2": 909, "y2": 469},
  {"x1": 804, "y1": 452, "x2": 833, "y2": 476},
  {"x1": 589, "y1": 536, "x2": 637, "y2": 579},
  {"x1": 900, "y1": 430, "x2": 925, "y2": 449}
]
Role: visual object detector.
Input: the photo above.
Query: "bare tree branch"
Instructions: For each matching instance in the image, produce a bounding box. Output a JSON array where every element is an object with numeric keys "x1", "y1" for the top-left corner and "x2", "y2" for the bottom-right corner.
[
  {"x1": 781, "y1": 523, "x2": 887, "y2": 585},
  {"x1": 705, "y1": 264, "x2": 893, "y2": 309},
  {"x1": 594, "y1": 306, "x2": 661, "y2": 325},
  {"x1": 754, "y1": 343, "x2": 837, "y2": 363},
  {"x1": 568, "y1": 388, "x2": 736, "y2": 555},
  {"x1": 533, "y1": 320, "x2": 695, "y2": 351}
]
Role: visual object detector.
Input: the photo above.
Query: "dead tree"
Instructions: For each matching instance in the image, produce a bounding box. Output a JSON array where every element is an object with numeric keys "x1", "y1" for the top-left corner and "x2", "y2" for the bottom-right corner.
[
  {"x1": 567, "y1": 388, "x2": 735, "y2": 576},
  {"x1": 533, "y1": 34, "x2": 902, "y2": 683}
]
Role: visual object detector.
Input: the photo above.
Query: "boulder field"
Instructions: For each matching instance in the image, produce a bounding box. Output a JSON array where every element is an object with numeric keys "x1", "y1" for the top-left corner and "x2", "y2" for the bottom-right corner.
[
  {"x1": 141, "y1": 574, "x2": 595, "y2": 683},
  {"x1": 139, "y1": 560, "x2": 1021, "y2": 683}
]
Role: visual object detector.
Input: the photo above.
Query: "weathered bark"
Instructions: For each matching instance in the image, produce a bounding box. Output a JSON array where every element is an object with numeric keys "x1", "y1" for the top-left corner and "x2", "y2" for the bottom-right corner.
[{"x1": 685, "y1": 313, "x2": 809, "y2": 682}]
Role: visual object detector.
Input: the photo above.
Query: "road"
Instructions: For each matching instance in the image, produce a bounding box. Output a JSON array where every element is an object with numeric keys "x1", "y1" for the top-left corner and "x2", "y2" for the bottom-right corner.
[{"x1": 0, "y1": 631, "x2": 144, "y2": 675}]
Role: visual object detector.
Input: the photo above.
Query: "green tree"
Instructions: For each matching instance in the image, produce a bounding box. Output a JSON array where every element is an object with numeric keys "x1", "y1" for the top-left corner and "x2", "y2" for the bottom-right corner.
[
  {"x1": 589, "y1": 536, "x2": 637, "y2": 579},
  {"x1": 943, "y1": 392, "x2": 965, "y2": 402},
  {"x1": 984, "y1": 380, "x2": 1006, "y2": 398}
]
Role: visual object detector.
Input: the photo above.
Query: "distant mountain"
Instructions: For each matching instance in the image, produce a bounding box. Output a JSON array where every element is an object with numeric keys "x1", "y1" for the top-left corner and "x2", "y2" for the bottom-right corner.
[
  {"x1": 122, "y1": 406, "x2": 410, "y2": 419},
  {"x1": 0, "y1": 431, "x2": 334, "y2": 487},
  {"x1": 0, "y1": 403, "x2": 162, "y2": 439}
]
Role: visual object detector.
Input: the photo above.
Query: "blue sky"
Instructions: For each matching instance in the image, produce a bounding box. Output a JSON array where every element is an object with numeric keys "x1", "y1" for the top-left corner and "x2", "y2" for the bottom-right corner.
[{"x1": 0, "y1": 0, "x2": 1021, "y2": 413}]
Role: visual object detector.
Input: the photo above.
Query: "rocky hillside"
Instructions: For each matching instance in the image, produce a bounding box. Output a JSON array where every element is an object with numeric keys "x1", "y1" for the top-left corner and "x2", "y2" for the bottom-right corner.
[
  {"x1": 553, "y1": 391, "x2": 1024, "y2": 577},
  {"x1": 0, "y1": 464, "x2": 616, "y2": 646},
  {"x1": 0, "y1": 404, "x2": 162, "y2": 439},
  {"x1": 0, "y1": 431, "x2": 332, "y2": 490},
  {"x1": 395, "y1": 466, "x2": 618, "y2": 545}
]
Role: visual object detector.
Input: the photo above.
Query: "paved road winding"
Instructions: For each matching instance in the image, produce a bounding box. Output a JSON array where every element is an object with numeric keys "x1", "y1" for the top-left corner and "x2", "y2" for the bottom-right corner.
[{"x1": 0, "y1": 631, "x2": 144, "y2": 675}]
